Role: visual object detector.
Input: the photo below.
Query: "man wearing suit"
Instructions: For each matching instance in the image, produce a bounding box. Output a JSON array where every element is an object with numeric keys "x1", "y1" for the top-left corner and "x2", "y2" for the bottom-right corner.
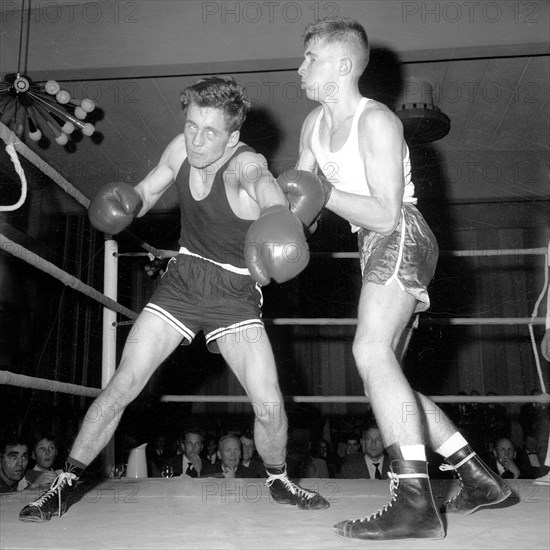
[
  {"x1": 171, "y1": 430, "x2": 208, "y2": 478},
  {"x1": 202, "y1": 435, "x2": 259, "y2": 478},
  {"x1": 340, "y1": 426, "x2": 390, "y2": 479},
  {"x1": 484, "y1": 437, "x2": 535, "y2": 479}
]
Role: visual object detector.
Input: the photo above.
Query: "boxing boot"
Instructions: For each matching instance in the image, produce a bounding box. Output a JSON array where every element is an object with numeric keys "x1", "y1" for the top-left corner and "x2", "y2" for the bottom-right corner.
[
  {"x1": 439, "y1": 444, "x2": 511, "y2": 514},
  {"x1": 266, "y1": 465, "x2": 330, "y2": 510},
  {"x1": 19, "y1": 471, "x2": 77, "y2": 522},
  {"x1": 333, "y1": 460, "x2": 445, "y2": 540}
]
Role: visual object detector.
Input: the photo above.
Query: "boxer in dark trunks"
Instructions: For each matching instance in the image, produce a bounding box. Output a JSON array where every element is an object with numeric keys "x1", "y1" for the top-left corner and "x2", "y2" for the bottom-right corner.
[
  {"x1": 19, "y1": 76, "x2": 328, "y2": 523},
  {"x1": 295, "y1": 16, "x2": 510, "y2": 540}
]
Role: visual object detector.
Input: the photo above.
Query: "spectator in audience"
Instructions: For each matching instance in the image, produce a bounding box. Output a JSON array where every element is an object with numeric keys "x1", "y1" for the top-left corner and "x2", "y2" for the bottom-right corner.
[
  {"x1": 146, "y1": 434, "x2": 172, "y2": 478},
  {"x1": 240, "y1": 433, "x2": 265, "y2": 477},
  {"x1": 306, "y1": 439, "x2": 330, "y2": 478},
  {"x1": 484, "y1": 437, "x2": 534, "y2": 479},
  {"x1": 521, "y1": 434, "x2": 549, "y2": 479},
  {"x1": 203, "y1": 435, "x2": 258, "y2": 478},
  {"x1": 0, "y1": 434, "x2": 30, "y2": 493},
  {"x1": 340, "y1": 425, "x2": 390, "y2": 479},
  {"x1": 202, "y1": 436, "x2": 219, "y2": 466},
  {"x1": 171, "y1": 430, "x2": 208, "y2": 478},
  {"x1": 25, "y1": 434, "x2": 61, "y2": 488},
  {"x1": 345, "y1": 434, "x2": 361, "y2": 456}
]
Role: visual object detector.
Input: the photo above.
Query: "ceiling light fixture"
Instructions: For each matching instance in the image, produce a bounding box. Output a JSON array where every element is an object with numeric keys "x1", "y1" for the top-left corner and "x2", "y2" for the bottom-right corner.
[{"x1": 0, "y1": 0, "x2": 97, "y2": 146}]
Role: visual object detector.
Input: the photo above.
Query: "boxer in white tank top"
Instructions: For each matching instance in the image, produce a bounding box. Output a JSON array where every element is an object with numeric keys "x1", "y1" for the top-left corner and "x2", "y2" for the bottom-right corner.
[{"x1": 296, "y1": 16, "x2": 511, "y2": 542}]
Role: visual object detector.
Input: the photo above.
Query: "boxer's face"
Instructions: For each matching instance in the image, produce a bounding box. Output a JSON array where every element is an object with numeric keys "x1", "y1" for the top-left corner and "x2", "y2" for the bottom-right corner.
[
  {"x1": 184, "y1": 103, "x2": 238, "y2": 169},
  {"x1": 298, "y1": 38, "x2": 340, "y2": 102}
]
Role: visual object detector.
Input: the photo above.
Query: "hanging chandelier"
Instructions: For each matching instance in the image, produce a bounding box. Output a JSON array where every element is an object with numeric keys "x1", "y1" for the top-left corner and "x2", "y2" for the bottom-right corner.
[{"x1": 0, "y1": 0, "x2": 97, "y2": 146}]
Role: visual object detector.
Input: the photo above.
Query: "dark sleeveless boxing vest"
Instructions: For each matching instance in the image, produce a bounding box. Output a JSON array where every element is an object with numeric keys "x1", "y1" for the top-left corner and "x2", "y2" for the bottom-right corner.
[{"x1": 175, "y1": 145, "x2": 255, "y2": 269}]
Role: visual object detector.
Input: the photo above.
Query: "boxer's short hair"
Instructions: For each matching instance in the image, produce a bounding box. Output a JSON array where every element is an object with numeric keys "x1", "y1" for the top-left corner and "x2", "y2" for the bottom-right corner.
[{"x1": 180, "y1": 75, "x2": 251, "y2": 133}]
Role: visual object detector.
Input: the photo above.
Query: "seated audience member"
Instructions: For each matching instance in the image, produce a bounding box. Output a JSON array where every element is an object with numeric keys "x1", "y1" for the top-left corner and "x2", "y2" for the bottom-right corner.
[
  {"x1": 0, "y1": 435, "x2": 30, "y2": 493},
  {"x1": 25, "y1": 434, "x2": 61, "y2": 488},
  {"x1": 203, "y1": 435, "x2": 258, "y2": 478},
  {"x1": 202, "y1": 436, "x2": 219, "y2": 466},
  {"x1": 171, "y1": 430, "x2": 208, "y2": 478},
  {"x1": 340, "y1": 425, "x2": 390, "y2": 479},
  {"x1": 344, "y1": 434, "x2": 361, "y2": 456},
  {"x1": 146, "y1": 434, "x2": 172, "y2": 478},
  {"x1": 305, "y1": 440, "x2": 329, "y2": 478},
  {"x1": 521, "y1": 434, "x2": 550, "y2": 478},
  {"x1": 485, "y1": 437, "x2": 534, "y2": 479},
  {"x1": 240, "y1": 433, "x2": 265, "y2": 478}
]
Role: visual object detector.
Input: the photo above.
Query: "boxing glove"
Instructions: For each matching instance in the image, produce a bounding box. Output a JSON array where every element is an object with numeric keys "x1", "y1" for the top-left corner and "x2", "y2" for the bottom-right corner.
[
  {"x1": 88, "y1": 182, "x2": 143, "y2": 235},
  {"x1": 244, "y1": 204, "x2": 310, "y2": 285},
  {"x1": 277, "y1": 169, "x2": 330, "y2": 228}
]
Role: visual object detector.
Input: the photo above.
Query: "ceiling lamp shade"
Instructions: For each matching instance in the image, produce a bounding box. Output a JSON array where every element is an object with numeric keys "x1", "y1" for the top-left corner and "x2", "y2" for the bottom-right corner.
[{"x1": 395, "y1": 79, "x2": 450, "y2": 144}]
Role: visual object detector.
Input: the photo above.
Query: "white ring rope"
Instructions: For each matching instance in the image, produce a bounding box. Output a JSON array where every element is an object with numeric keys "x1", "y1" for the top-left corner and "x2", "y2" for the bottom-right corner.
[
  {"x1": 1, "y1": 142, "x2": 28, "y2": 212},
  {"x1": 0, "y1": 370, "x2": 100, "y2": 398},
  {"x1": 313, "y1": 248, "x2": 547, "y2": 259},
  {"x1": 265, "y1": 317, "x2": 546, "y2": 326},
  {"x1": 0, "y1": 233, "x2": 138, "y2": 321}
]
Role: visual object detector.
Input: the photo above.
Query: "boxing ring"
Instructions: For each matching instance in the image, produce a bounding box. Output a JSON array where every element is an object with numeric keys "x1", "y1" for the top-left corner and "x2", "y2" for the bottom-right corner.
[{"x1": 1, "y1": 123, "x2": 549, "y2": 549}]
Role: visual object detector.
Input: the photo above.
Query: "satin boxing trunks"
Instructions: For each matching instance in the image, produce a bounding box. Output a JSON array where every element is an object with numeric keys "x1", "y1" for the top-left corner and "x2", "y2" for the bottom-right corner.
[{"x1": 358, "y1": 203, "x2": 439, "y2": 313}]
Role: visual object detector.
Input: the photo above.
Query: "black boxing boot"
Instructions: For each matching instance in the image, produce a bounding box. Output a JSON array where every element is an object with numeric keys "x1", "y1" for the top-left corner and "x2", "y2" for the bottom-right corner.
[
  {"x1": 19, "y1": 461, "x2": 83, "y2": 522},
  {"x1": 439, "y1": 445, "x2": 511, "y2": 514},
  {"x1": 265, "y1": 465, "x2": 330, "y2": 510},
  {"x1": 334, "y1": 460, "x2": 445, "y2": 540}
]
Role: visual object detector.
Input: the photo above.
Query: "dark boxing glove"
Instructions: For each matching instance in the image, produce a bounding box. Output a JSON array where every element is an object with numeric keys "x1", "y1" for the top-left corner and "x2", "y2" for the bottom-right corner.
[
  {"x1": 244, "y1": 204, "x2": 309, "y2": 285},
  {"x1": 276, "y1": 169, "x2": 328, "y2": 228},
  {"x1": 88, "y1": 182, "x2": 143, "y2": 235}
]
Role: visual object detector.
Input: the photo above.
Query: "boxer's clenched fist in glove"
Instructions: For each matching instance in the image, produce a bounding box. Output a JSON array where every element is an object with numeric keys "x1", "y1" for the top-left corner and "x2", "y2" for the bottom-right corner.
[
  {"x1": 245, "y1": 204, "x2": 309, "y2": 285},
  {"x1": 88, "y1": 182, "x2": 143, "y2": 235},
  {"x1": 276, "y1": 169, "x2": 331, "y2": 228}
]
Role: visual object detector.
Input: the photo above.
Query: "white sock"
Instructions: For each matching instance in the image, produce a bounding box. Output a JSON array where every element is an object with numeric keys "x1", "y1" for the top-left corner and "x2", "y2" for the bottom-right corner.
[
  {"x1": 435, "y1": 432, "x2": 469, "y2": 458},
  {"x1": 401, "y1": 444, "x2": 426, "y2": 461}
]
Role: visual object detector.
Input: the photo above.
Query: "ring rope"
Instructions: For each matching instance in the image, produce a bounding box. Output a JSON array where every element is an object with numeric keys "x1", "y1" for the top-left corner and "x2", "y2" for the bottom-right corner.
[
  {"x1": 1, "y1": 368, "x2": 546, "y2": 406},
  {"x1": 1, "y1": 142, "x2": 28, "y2": 212},
  {"x1": 0, "y1": 370, "x2": 100, "y2": 398},
  {"x1": 313, "y1": 248, "x2": 547, "y2": 259},
  {"x1": 265, "y1": 317, "x2": 546, "y2": 326},
  {"x1": 0, "y1": 121, "x2": 164, "y2": 259},
  {"x1": 0, "y1": 233, "x2": 138, "y2": 321}
]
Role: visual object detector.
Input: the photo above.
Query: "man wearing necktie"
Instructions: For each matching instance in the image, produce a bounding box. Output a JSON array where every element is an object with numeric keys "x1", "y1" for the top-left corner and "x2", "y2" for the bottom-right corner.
[{"x1": 340, "y1": 426, "x2": 390, "y2": 479}]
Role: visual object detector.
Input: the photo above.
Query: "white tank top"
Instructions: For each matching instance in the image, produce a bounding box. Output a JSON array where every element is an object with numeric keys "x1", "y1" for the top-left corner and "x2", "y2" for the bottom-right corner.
[{"x1": 311, "y1": 97, "x2": 416, "y2": 232}]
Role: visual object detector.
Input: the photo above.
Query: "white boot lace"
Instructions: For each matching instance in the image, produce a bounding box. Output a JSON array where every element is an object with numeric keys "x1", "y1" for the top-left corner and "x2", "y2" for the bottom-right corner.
[
  {"x1": 350, "y1": 471, "x2": 399, "y2": 523},
  {"x1": 265, "y1": 471, "x2": 314, "y2": 500}
]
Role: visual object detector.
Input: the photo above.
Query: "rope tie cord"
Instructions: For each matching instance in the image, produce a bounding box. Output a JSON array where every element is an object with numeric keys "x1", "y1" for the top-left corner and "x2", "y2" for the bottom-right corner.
[{"x1": 1, "y1": 142, "x2": 28, "y2": 212}]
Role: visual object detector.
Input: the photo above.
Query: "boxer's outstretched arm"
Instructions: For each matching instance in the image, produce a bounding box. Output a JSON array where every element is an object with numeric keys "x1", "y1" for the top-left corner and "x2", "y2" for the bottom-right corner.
[{"x1": 134, "y1": 134, "x2": 187, "y2": 216}]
